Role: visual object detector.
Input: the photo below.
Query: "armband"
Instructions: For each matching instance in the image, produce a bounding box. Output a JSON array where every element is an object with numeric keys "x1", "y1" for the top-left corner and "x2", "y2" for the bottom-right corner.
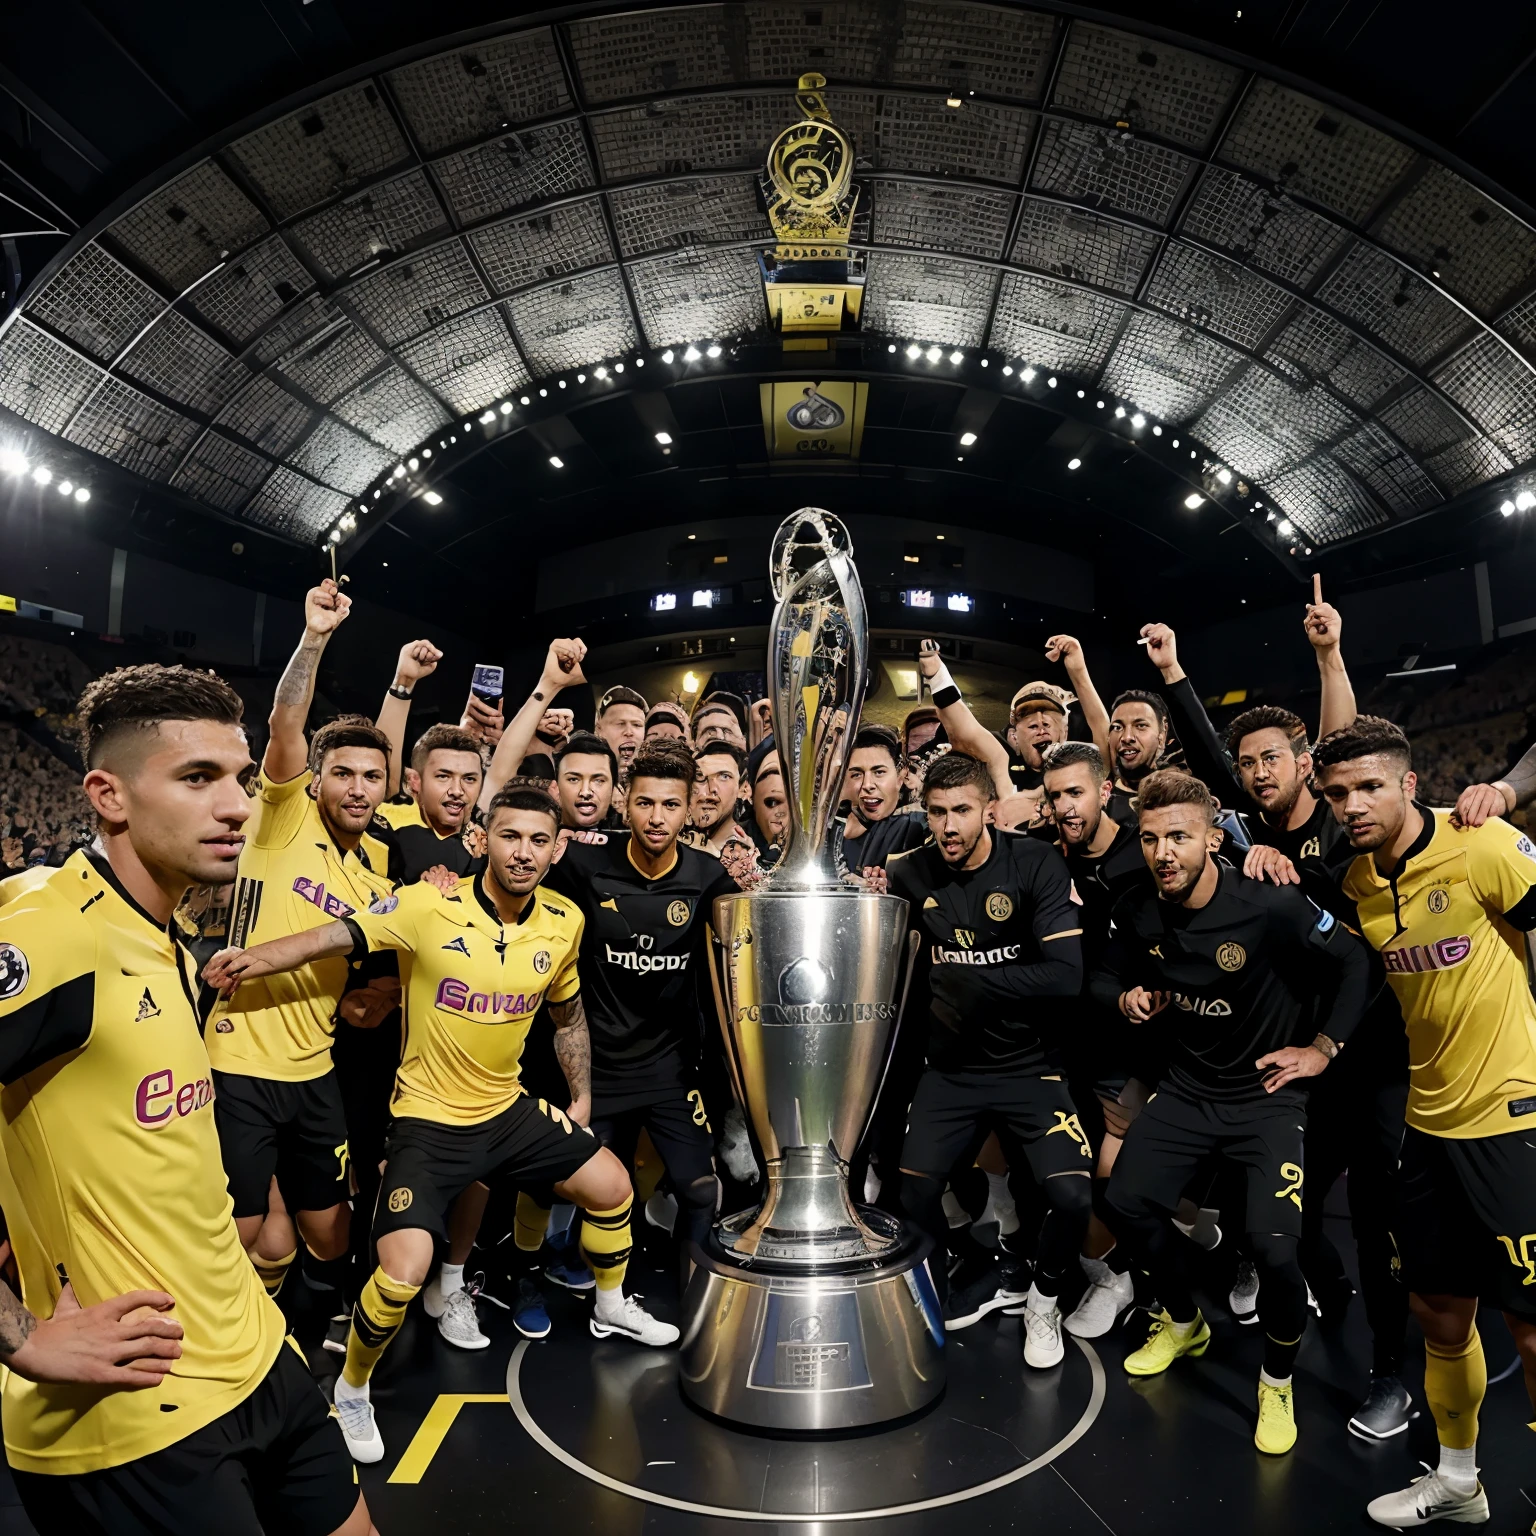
[{"x1": 387, "y1": 684, "x2": 413, "y2": 700}]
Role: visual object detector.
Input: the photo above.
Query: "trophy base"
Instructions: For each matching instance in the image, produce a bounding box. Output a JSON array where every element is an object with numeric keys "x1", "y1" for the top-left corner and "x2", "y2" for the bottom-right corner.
[{"x1": 677, "y1": 1221, "x2": 945, "y2": 1432}]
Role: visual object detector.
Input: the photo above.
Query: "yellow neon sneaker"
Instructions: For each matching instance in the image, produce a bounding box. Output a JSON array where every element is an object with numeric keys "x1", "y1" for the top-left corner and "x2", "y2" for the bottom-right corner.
[
  {"x1": 1123, "y1": 1309, "x2": 1211, "y2": 1377},
  {"x1": 1255, "y1": 1376, "x2": 1297, "y2": 1455}
]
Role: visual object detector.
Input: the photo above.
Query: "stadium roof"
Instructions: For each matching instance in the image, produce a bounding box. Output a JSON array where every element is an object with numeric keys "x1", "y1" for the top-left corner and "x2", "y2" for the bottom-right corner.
[{"x1": 3, "y1": 0, "x2": 1536, "y2": 609}]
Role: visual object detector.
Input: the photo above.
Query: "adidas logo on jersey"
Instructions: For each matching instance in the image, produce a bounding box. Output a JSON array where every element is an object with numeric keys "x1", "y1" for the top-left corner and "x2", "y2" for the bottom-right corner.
[
  {"x1": 604, "y1": 944, "x2": 689, "y2": 974},
  {"x1": 135, "y1": 988, "x2": 160, "y2": 1022}
]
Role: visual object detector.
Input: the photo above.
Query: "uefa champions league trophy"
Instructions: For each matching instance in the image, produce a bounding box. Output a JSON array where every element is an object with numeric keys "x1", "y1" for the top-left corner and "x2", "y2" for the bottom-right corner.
[{"x1": 677, "y1": 509, "x2": 945, "y2": 1431}]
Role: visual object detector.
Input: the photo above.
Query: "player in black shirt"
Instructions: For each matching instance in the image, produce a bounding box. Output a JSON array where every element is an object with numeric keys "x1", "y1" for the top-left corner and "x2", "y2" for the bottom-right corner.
[
  {"x1": 543, "y1": 743, "x2": 739, "y2": 1292},
  {"x1": 1096, "y1": 771, "x2": 1371, "y2": 1456},
  {"x1": 1141, "y1": 617, "x2": 1413, "y2": 1440},
  {"x1": 1039, "y1": 741, "x2": 1155, "y2": 1339},
  {"x1": 887, "y1": 751, "x2": 1089, "y2": 1369},
  {"x1": 374, "y1": 724, "x2": 489, "y2": 883},
  {"x1": 552, "y1": 732, "x2": 622, "y2": 833},
  {"x1": 834, "y1": 726, "x2": 928, "y2": 876}
]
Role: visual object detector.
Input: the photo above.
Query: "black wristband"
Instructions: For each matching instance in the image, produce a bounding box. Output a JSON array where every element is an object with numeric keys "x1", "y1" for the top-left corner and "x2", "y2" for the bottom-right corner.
[
  {"x1": 387, "y1": 684, "x2": 412, "y2": 700},
  {"x1": 932, "y1": 684, "x2": 961, "y2": 709}
]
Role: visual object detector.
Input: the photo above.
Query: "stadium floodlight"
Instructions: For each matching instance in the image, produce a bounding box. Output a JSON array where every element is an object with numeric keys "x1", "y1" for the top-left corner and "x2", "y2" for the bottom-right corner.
[{"x1": 1184, "y1": 493, "x2": 1204, "y2": 510}]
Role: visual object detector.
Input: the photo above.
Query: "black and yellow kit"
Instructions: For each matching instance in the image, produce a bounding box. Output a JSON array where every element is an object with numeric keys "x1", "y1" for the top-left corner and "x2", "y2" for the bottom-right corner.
[
  {"x1": 544, "y1": 832, "x2": 738, "y2": 1245},
  {"x1": 885, "y1": 829, "x2": 1088, "y2": 1301},
  {"x1": 0, "y1": 854, "x2": 348, "y2": 1529},
  {"x1": 339, "y1": 874, "x2": 594, "y2": 1239},
  {"x1": 375, "y1": 797, "x2": 486, "y2": 884},
  {"x1": 207, "y1": 769, "x2": 394, "y2": 1218},
  {"x1": 1343, "y1": 809, "x2": 1536, "y2": 1312}
]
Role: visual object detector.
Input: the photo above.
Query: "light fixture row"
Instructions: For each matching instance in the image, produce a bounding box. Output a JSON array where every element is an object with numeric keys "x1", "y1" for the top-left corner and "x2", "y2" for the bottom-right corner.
[{"x1": 0, "y1": 446, "x2": 91, "y2": 502}]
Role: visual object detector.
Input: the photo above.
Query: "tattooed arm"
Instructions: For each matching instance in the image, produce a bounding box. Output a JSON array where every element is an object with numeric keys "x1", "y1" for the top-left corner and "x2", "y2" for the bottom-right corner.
[
  {"x1": 266, "y1": 579, "x2": 352, "y2": 782},
  {"x1": 0, "y1": 1277, "x2": 185, "y2": 1390},
  {"x1": 550, "y1": 993, "x2": 593, "y2": 1127}
]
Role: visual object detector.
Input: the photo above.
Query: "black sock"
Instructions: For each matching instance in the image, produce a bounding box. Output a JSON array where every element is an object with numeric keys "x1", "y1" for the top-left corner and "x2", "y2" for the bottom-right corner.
[{"x1": 1264, "y1": 1332, "x2": 1302, "y2": 1379}]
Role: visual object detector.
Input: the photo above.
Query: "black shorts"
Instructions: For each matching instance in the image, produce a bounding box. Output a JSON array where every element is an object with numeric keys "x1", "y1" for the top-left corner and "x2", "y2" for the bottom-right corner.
[
  {"x1": 212, "y1": 1070, "x2": 350, "y2": 1219},
  {"x1": 1110, "y1": 1086, "x2": 1307, "y2": 1239},
  {"x1": 12, "y1": 1341, "x2": 356, "y2": 1536},
  {"x1": 900, "y1": 1069, "x2": 1095, "y2": 1184},
  {"x1": 593, "y1": 1075, "x2": 716, "y2": 1192},
  {"x1": 375, "y1": 1096, "x2": 599, "y2": 1244},
  {"x1": 1396, "y1": 1124, "x2": 1536, "y2": 1321}
]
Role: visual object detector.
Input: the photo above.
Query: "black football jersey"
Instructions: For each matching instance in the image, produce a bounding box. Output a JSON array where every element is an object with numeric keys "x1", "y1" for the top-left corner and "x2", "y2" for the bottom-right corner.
[
  {"x1": 543, "y1": 832, "x2": 738, "y2": 1088},
  {"x1": 887, "y1": 829, "x2": 1084, "y2": 1074},
  {"x1": 834, "y1": 807, "x2": 929, "y2": 875},
  {"x1": 1063, "y1": 820, "x2": 1150, "y2": 977},
  {"x1": 1091, "y1": 864, "x2": 1371, "y2": 1103}
]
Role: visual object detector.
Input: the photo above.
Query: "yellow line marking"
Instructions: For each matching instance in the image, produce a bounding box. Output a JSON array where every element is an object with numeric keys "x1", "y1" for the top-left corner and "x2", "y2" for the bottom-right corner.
[{"x1": 388, "y1": 1393, "x2": 505, "y2": 1484}]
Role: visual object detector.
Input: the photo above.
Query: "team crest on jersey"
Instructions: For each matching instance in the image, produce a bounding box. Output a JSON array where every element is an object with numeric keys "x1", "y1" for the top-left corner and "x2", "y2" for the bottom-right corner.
[
  {"x1": 953, "y1": 928, "x2": 975, "y2": 949},
  {"x1": 1216, "y1": 942, "x2": 1246, "y2": 972},
  {"x1": 135, "y1": 988, "x2": 160, "y2": 1022},
  {"x1": 1427, "y1": 888, "x2": 1450, "y2": 915},
  {"x1": 0, "y1": 943, "x2": 28, "y2": 1001},
  {"x1": 667, "y1": 900, "x2": 690, "y2": 928},
  {"x1": 387, "y1": 1188, "x2": 412, "y2": 1213},
  {"x1": 532, "y1": 949, "x2": 552, "y2": 975},
  {"x1": 1299, "y1": 837, "x2": 1321, "y2": 861},
  {"x1": 985, "y1": 892, "x2": 1013, "y2": 922}
]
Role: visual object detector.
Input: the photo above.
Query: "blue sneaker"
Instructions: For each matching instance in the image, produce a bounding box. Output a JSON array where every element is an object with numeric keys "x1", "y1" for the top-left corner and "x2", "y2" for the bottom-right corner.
[
  {"x1": 543, "y1": 1227, "x2": 594, "y2": 1293},
  {"x1": 513, "y1": 1278, "x2": 552, "y2": 1339}
]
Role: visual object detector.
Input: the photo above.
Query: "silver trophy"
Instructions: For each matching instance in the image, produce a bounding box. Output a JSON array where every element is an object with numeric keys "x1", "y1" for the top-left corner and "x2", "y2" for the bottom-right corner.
[{"x1": 678, "y1": 509, "x2": 944, "y2": 1431}]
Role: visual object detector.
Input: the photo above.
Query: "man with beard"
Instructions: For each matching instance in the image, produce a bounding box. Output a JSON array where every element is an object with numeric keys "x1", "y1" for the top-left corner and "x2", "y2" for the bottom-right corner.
[
  {"x1": 888, "y1": 750, "x2": 1090, "y2": 1367},
  {"x1": 205, "y1": 784, "x2": 677, "y2": 1464},
  {"x1": 1039, "y1": 741, "x2": 1152, "y2": 1338},
  {"x1": 0, "y1": 664, "x2": 371, "y2": 1536},
  {"x1": 543, "y1": 745, "x2": 740, "y2": 1292},
  {"x1": 208, "y1": 581, "x2": 395, "y2": 1311},
  {"x1": 1097, "y1": 770, "x2": 1370, "y2": 1456},
  {"x1": 596, "y1": 686, "x2": 648, "y2": 782},
  {"x1": 836, "y1": 726, "x2": 928, "y2": 877},
  {"x1": 1138, "y1": 616, "x2": 1413, "y2": 1440},
  {"x1": 1313, "y1": 718, "x2": 1536, "y2": 1529}
]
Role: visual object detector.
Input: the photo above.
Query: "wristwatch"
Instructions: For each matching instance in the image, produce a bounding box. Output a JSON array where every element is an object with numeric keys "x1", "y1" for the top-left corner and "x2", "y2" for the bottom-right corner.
[
  {"x1": 1312, "y1": 1032, "x2": 1340, "y2": 1060},
  {"x1": 387, "y1": 683, "x2": 413, "y2": 700}
]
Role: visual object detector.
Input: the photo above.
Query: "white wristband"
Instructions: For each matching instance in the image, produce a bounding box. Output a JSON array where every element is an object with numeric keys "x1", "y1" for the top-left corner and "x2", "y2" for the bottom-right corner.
[{"x1": 928, "y1": 663, "x2": 955, "y2": 696}]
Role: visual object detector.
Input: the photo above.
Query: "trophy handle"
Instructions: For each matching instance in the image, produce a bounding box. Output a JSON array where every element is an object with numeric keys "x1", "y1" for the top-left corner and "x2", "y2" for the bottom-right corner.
[{"x1": 853, "y1": 925, "x2": 921, "y2": 1163}]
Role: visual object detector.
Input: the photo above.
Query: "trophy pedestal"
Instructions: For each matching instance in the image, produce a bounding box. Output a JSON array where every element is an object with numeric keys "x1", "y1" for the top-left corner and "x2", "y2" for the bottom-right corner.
[{"x1": 678, "y1": 1209, "x2": 945, "y2": 1433}]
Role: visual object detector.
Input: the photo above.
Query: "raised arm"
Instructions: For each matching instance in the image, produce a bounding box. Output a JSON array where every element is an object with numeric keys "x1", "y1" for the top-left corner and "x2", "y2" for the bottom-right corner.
[
  {"x1": 266, "y1": 580, "x2": 351, "y2": 782},
  {"x1": 1140, "y1": 622, "x2": 1246, "y2": 809},
  {"x1": 202, "y1": 919, "x2": 357, "y2": 995},
  {"x1": 916, "y1": 639, "x2": 1013, "y2": 799},
  {"x1": 1304, "y1": 575, "x2": 1355, "y2": 739},
  {"x1": 376, "y1": 639, "x2": 443, "y2": 797},
  {"x1": 1045, "y1": 634, "x2": 1111, "y2": 765},
  {"x1": 548, "y1": 993, "x2": 592, "y2": 1127},
  {"x1": 479, "y1": 637, "x2": 588, "y2": 812}
]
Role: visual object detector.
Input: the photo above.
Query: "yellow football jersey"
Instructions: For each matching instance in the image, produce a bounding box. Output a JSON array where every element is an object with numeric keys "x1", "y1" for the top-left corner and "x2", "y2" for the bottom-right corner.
[
  {"x1": 1344, "y1": 809, "x2": 1536, "y2": 1138},
  {"x1": 207, "y1": 770, "x2": 394, "y2": 1081},
  {"x1": 349, "y1": 875, "x2": 581, "y2": 1125},
  {"x1": 0, "y1": 851, "x2": 282, "y2": 1474},
  {"x1": 377, "y1": 798, "x2": 425, "y2": 832}
]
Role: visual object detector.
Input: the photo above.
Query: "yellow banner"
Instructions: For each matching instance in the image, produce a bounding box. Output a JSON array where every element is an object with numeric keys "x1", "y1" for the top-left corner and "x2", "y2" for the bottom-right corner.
[{"x1": 761, "y1": 380, "x2": 868, "y2": 460}]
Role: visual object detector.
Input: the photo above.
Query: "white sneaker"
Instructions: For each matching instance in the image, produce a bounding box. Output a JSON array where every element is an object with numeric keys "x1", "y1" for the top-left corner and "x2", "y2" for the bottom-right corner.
[
  {"x1": 433, "y1": 1285, "x2": 489, "y2": 1350},
  {"x1": 332, "y1": 1384, "x2": 385, "y2": 1464},
  {"x1": 1064, "y1": 1258, "x2": 1134, "y2": 1339},
  {"x1": 1366, "y1": 1468, "x2": 1489, "y2": 1527},
  {"x1": 1229, "y1": 1258, "x2": 1260, "y2": 1325},
  {"x1": 1021, "y1": 1289, "x2": 1065, "y2": 1369},
  {"x1": 589, "y1": 1293, "x2": 680, "y2": 1347}
]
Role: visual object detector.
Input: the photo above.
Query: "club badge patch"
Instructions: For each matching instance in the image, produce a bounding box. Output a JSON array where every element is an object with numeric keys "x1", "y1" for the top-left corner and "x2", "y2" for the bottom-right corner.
[
  {"x1": 1427, "y1": 888, "x2": 1450, "y2": 915},
  {"x1": 667, "y1": 900, "x2": 691, "y2": 927},
  {"x1": 0, "y1": 944, "x2": 28, "y2": 1002},
  {"x1": 387, "y1": 1188, "x2": 412, "y2": 1213},
  {"x1": 1216, "y1": 942, "x2": 1246, "y2": 972},
  {"x1": 985, "y1": 892, "x2": 1013, "y2": 922},
  {"x1": 532, "y1": 949, "x2": 552, "y2": 975}
]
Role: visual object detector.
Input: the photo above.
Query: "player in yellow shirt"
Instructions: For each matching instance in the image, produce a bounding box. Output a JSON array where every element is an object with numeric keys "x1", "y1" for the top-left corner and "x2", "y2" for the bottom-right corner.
[
  {"x1": 0, "y1": 663, "x2": 371, "y2": 1534},
  {"x1": 205, "y1": 782, "x2": 678, "y2": 1464},
  {"x1": 1314, "y1": 716, "x2": 1536, "y2": 1530},
  {"x1": 207, "y1": 579, "x2": 395, "y2": 1306}
]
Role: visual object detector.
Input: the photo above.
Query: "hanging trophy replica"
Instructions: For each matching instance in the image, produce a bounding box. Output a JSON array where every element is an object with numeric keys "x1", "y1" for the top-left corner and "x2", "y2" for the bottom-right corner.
[{"x1": 678, "y1": 510, "x2": 944, "y2": 1431}]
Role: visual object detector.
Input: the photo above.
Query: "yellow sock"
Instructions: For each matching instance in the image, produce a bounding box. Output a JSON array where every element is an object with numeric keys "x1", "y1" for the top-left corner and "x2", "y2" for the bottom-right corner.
[
  {"x1": 514, "y1": 1192, "x2": 550, "y2": 1255},
  {"x1": 580, "y1": 1197, "x2": 633, "y2": 1293},
  {"x1": 1424, "y1": 1328, "x2": 1486, "y2": 1450},
  {"x1": 253, "y1": 1248, "x2": 296, "y2": 1298},
  {"x1": 343, "y1": 1267, "x2": 421, "y2": 1390}
]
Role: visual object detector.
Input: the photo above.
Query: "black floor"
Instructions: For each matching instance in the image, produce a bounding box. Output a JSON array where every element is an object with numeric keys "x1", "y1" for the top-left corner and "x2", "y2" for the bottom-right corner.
[{"x1": 4, "y1": 1208, "x2": 1535, "y2": 1535}]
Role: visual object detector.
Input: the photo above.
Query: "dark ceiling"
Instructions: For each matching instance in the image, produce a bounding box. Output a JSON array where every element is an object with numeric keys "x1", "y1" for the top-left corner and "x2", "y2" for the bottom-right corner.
[{"x1": 2, "y1": 0, "x2": 1535, "y2": 642}]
